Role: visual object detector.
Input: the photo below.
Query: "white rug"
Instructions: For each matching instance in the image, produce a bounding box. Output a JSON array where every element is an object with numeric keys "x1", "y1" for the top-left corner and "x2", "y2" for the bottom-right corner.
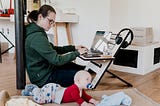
[
  {"x1": 1, "y1": 88, "x2": 158, "y2": 106},
  {"x1": 44, "y1": 88, "x2": 159, "y2": 106}
]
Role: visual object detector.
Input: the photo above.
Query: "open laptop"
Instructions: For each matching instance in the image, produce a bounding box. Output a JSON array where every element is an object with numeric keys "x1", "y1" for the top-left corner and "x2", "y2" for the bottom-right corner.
[{"x1": 82, "y1": 31, "x2": 112, "y2": 58}]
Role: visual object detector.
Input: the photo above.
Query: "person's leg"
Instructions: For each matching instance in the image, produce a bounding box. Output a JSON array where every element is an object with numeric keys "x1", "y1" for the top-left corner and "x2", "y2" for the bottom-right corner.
[
  {"x1": 56, "y1": 62, "x2": 85, "y2": 70},
  {"x1": 46, "y1": 62, "x2": 85, "y2": 87}
]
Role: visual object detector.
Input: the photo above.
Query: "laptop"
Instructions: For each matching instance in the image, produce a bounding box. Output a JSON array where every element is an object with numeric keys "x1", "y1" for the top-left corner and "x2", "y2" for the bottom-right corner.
[{"x1": 82, "y1": 31, "x2": 112, "y2": 58}]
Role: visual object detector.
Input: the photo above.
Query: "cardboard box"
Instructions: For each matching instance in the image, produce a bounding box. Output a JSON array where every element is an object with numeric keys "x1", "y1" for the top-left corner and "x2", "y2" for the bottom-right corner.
[{"x1": 131, "y1": 27, "x2": 153, "y2": 45}]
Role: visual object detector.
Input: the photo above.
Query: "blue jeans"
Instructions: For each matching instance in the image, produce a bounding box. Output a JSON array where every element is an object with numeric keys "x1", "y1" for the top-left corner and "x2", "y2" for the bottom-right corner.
[{"x1": 45, "y1": 62, "x2": 85, "y2": 87}]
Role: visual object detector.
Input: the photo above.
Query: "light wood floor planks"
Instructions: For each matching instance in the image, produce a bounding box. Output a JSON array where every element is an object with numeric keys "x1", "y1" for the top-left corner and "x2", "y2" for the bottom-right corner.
[{"x1": 0, "y1": 53, "x2": 160, "y2": 104}]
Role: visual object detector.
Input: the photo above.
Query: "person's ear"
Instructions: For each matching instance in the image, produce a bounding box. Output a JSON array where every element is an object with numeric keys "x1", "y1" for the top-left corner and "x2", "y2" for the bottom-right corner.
[
  {"x1": 77, "y1": 79, "x2": 81, "y2": 84},
  {"x1": 38, "y1": 14, "x2": 43, "y2": 20},
  {"x1": 74, "y1": 78, "x2": 79, "y2": 83}
]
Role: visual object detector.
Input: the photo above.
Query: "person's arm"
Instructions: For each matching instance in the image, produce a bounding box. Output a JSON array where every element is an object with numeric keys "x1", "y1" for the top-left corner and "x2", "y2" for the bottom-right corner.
[
  {"x1": 50, "y1": 42, "x2": 76, "y2": 54},
  {"x1": 81, "y1": 90, "x2": 92, "y2": 102},
  {"x1": 50, "y1": 43, "x2": 88, "y2": 55},
  {"x1": 70, "y1": 90, "x2": 94, "y2": 106},
  {"x1": 82, "y1": 90, "x2": 99, "y2": 105},
  {"x1": 64, "y1": 85, "x2": 92, "y2": 105},
  {"x1": 30, "y1": 34, "x2": 79, "y2": 65},
  {"x1": 70, "y1": 89, "x2": 85, "y2": 105}
]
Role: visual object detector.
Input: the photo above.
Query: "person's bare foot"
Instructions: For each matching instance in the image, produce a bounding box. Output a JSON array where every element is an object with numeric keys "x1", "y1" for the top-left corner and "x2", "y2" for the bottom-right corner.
[{"x1": 0, "y1": 90, "x2": 10, "y2": 106}]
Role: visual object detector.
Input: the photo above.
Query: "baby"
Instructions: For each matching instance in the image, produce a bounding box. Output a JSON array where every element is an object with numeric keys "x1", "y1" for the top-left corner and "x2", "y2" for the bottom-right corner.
[
  {"x1": 62, "y1": 70, "x2": 99, "y2": 106},
  {"x1": 22, "y1": 70, "x2": 99, "y2": 106}
]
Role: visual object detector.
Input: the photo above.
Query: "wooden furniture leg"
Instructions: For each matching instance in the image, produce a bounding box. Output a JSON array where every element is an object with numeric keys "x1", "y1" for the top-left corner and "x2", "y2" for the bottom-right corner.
[
  {"x1": 65, "y1": 23, "x2": 73, "y2": 45},
  {"x1": 53, "y1": 22, "x2": 73, "y2": 46},
  {"x1": 53, "y1": 23, "x2": 58, "y2": 46}
]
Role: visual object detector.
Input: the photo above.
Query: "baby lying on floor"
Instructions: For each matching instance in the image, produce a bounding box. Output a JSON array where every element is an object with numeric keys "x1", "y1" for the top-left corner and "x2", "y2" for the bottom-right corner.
[
  {"x1": 22, "y1": 70, "x2": 99, "y2": 106},
  {"x1": 22, "y1": 70, "x2": 132, "y2": 106},
  {"x1": 0, "y1": 70, "x2": 132, "y2": 106}
]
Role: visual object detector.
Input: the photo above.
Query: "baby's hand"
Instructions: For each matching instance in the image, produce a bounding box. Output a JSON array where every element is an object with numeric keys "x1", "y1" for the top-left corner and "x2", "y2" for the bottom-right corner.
[
  {"x1": 89, "y1": 98, "x2": 100, "y2": 105},
  {"x1": 81, "y1": 101, "x2": 94, "y2": 106}
]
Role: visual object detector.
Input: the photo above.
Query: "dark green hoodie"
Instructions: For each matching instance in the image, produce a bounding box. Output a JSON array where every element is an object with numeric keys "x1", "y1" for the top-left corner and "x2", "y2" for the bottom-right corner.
[{"x1": 25, "y1": 23, "x2": 80, "y2": 87}]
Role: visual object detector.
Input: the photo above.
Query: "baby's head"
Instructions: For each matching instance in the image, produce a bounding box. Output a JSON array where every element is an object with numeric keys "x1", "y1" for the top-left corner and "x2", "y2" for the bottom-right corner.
[{"x1": 74, "y1": 70, "x2": 92, "y2": 89}]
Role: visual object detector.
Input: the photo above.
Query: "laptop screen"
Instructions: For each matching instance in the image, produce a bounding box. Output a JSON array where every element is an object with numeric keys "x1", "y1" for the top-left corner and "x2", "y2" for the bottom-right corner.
[{"x1": 91, "y1": 31, "x2": 112, "y2": 52}]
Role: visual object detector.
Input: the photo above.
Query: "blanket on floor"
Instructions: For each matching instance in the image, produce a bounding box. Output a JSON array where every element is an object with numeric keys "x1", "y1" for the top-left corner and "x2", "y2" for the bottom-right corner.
[
  {"x1": 0, "y1": 88, "x2": 159, "y2": 106},
  {"x1": 44, "y1": 88, "x2": 159, "y2": 106}
]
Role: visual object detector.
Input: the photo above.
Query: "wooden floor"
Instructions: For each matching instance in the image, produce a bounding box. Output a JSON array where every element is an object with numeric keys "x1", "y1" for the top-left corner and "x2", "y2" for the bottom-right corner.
[{"x1": 0, "y1": 53, "x2": 160, "y2": 104}]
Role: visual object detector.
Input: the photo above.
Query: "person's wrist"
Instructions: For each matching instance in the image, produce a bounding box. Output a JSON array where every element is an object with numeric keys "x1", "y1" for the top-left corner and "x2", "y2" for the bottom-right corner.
[
  {"x1": 75, "y1": 50, "x2": 80, "y2": 55},
  {"x1": 75, "y1": 46, "x2": 78, "y2": 50}
]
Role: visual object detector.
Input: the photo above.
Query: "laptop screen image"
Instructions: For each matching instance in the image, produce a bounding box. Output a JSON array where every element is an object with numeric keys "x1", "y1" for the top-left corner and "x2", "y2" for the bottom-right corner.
[
  {"x1": 91, "y1": 31, "x2": 113, "y2": 52},
  {"x1": 83, "y1": 31, "x2": 112, "y2": 58}
]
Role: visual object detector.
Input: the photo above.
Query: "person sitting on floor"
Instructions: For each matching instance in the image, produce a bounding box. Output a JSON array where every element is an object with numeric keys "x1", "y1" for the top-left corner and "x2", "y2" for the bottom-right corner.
[{"x1": 22, "y1": 70, "x2": 99, "y2": 106}]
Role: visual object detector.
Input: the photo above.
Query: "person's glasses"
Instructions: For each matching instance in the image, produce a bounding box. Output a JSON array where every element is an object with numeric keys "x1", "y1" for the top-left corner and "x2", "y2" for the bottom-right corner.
[{"x1": 46, "y1": 18, "x2": 55, "y2": 25}]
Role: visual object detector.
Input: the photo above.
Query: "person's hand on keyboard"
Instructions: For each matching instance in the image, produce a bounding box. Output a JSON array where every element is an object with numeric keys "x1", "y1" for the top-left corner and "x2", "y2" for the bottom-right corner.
[
  {"x1": 77, "y1": 47, "x2": 88, "y2": 55},
  {"x1": 76, "y1": 45, "x2": 88, "y2": 55},
  {"x1": 75, "y1": 45, "x2": 88, "y2": 50}
]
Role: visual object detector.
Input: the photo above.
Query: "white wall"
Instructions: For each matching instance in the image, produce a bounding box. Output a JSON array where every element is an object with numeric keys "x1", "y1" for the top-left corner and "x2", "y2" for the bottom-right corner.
[
  {"x1": 109, "y1": 0, "x2": 129, "y2": 32},
  {"x1": 110, "y1": 0, "x2": 160, "y2": 42}
]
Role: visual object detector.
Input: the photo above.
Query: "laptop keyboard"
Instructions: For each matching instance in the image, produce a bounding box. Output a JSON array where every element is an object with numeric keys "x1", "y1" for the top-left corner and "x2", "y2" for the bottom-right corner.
[
  {"x1": 82, "y1": 53, "x2": 101, "y2": 58},
  {"x1": 82, "y1": 49, "x2": 103, "y2": 58}
]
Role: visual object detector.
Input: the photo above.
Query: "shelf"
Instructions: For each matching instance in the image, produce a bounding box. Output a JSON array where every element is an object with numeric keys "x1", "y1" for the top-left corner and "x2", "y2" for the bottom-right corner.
[
  {"x1": 0, "y1": 17, "x2": 10, "y2": 20},
  {"x1": 111, "y1": 42, "x2": 160, "y2": 75}
]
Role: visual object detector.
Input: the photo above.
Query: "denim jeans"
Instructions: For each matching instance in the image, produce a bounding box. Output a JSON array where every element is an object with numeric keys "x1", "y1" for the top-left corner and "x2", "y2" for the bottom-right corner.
[{"x1": 45, "y1": 62, "x2": 85, "y2": 87}]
